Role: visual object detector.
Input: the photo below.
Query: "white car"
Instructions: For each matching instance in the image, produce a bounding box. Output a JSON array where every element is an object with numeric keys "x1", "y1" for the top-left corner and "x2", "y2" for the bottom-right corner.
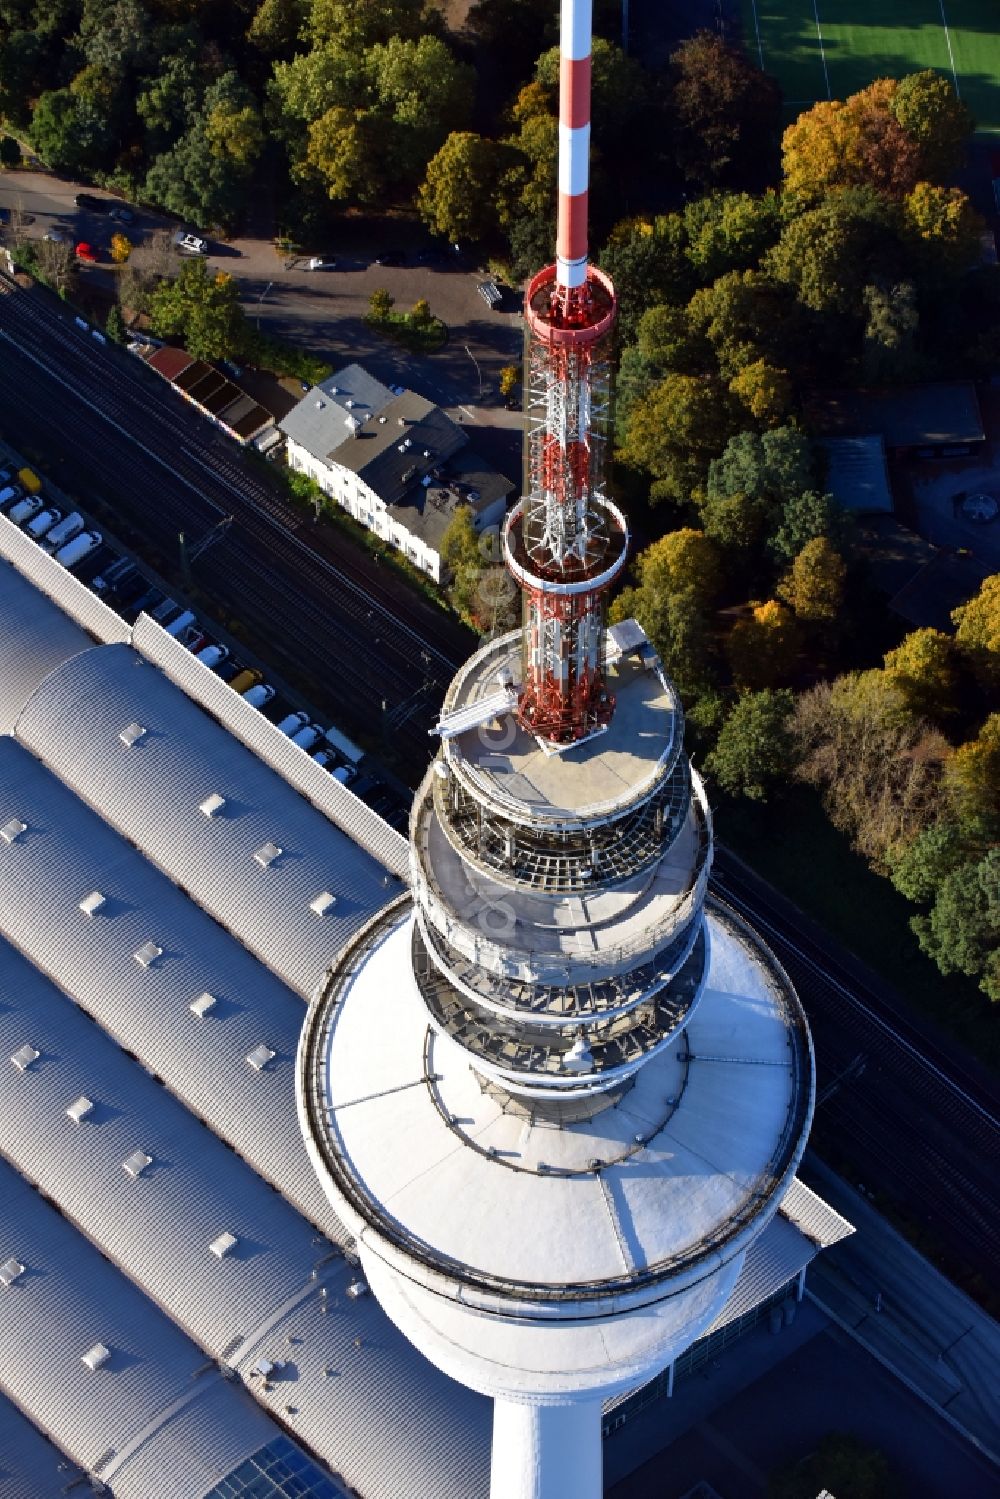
[
  {"x1": 25, "y1": 507, "x2": 62, "y2": 539},
  {"x1": 54, "y1": 529, "x2": 102, "y2": 567},
  {"x1": 174, "y1": 230, "x2": 208, "y2": 255}
]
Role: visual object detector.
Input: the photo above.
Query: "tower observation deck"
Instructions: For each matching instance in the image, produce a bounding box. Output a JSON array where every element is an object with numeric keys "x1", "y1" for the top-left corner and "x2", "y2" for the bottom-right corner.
[{"x1": 297, "y1": 4, "x2": 815, "y2": 1497}]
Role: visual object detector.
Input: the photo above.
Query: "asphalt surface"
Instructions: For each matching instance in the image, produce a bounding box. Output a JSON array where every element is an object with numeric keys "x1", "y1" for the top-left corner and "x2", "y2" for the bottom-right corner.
[{"x1": 0, "y1": 270, "x2": 997, "y2": 1313}]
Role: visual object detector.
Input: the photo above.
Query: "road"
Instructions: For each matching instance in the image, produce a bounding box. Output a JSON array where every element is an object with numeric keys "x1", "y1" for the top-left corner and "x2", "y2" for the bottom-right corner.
[
  {"x1": 0, "y1": 272, "x2": 474, "y2": 766},
  {"x1": 0, "y1": 268, "x2": 997, "y2": 1310}
]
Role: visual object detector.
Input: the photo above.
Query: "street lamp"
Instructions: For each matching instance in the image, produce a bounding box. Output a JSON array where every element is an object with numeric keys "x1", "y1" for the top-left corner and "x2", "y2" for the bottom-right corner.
[
  {"x1": 256, "y1": 280, "x2": 273, "y2": 329},
  {"x1": 463, "y1": 343, "x2": 483, "y2": 401}
]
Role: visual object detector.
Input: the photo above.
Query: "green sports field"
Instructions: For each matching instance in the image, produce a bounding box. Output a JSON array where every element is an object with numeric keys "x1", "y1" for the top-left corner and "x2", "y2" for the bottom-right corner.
[{"x1": 741, "y1": 0, "x2": 1000, "y2": 135}]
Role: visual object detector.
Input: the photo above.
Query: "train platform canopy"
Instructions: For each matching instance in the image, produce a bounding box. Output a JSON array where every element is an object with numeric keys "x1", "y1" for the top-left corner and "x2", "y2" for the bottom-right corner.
[
  {"x1": 807, "y1": 382, "x2": 984, "y2": 451},
  {"x1": 818, "y1": 435, "x2": 893, "y2": 514},
  {"x1": 140, "y1": 345, "x2": 273, "y2": 444}
]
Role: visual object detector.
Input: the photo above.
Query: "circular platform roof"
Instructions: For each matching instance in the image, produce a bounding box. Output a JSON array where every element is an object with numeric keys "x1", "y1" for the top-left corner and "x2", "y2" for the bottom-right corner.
[{"x1": 298, "y1": 898, "x2": 813, "y2": 1311}]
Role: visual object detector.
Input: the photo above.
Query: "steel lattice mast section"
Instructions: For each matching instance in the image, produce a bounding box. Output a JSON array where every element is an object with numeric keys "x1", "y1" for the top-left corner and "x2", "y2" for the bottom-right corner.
[{"x1": 503, "y1": 0, "x2": 628, "y2": 746}]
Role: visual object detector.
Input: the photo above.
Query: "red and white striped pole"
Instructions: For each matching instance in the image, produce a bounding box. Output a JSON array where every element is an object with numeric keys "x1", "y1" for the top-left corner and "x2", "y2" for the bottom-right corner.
[{"x1": 556, "y1": 0, "x2": 592, "y2": 292}]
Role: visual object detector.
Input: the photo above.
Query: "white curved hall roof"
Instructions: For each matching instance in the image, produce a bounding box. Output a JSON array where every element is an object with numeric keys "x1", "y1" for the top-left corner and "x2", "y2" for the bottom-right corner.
[{"x1": 0, "y1": 556, "x2": 91, "y2": 733}]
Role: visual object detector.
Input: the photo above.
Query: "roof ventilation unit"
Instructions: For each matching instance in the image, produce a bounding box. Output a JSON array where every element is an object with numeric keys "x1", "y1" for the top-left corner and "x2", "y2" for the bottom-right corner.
[
  {"x1": 0, "y1": 818, "x2": 27, "y2": 846},
  {"x1": 119, "y1": 722, "x2": 146, "y2": 747},
  {"x1": 66, "y1": 1095, "x2": 95, "y2": 1124},
  {"x1": 346, "y1": 1276, "x2": 368, "y2": 1299},
  {"x1": 190, "y1": 990, "x2": 217, "y2": 1018},
  {"x1": 200, "y1": 793, "x2": 226, "y2": 819},
  {"x1": 123, "y1": 1150, "x2": 153, "y2": 1180},
  {"x1": 81, "y1": 1343, "x2": 111, "y2": 1372},
  {"x1": 0, "y1": 1257, "x2": 25, "y2": 1287},
  {"x1": 345, "y1": 398, "x2": 354, "y2": 409},
  {"x1": 247, "y1": 1043, "x2": 276, "y2": 1073},
  {"x1": 254, "y1": 842, "x2": 282, "y2": 868},
  {"x1": 379, "y1": 415, "x2": 387, "y2": 423},
  {"x1": 315, "y1": 399, "x2": 325, "y2": 409},
  {"x1": 79, "y1": 890, "x2": 106, "y2": 918},
  {"x1": 134, "y1": 941, "x2": 163, "y2": 969},
  {"x1": 209, "y1": 1231, "x2": 238, "y2": 1260},
  {"x1": 11, "y1": 1044, "x2": 39, "y2": 1073},
  {"x1": 310, "y1": 891, "x2": 337, "y2": 916}
]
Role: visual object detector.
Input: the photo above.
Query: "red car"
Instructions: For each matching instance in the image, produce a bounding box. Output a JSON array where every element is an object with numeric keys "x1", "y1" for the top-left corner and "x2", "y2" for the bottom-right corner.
[{"x1": 75, "y1": 242, "x2": 98, "y2": 263}]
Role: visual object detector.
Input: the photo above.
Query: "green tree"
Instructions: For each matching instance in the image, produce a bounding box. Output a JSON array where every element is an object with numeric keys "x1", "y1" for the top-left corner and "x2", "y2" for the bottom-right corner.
[
  {"x1": 765, "y1": 187, "x2": 897, "y2": 320},
  {"x1": 913, "y1": 850, "x2": 1000, "y2": 1002},
  {"x1": 0, "y1": 31, "x2": 44, "y2": 129},
  {"x1": 708, "y1": 427, "x2": 816, "y2": 509},
  {"x1": 669, "y1": 30, "x2": 781, "y2": 188},
  {"x1": 888, "y1": 70, "x2": 974, "y2": 181},
  {"x1": 706, "y1": 688, "x2": 795, "y2": 801},
  {"x1": 683, "y1": 191, "x2": 783, "y2": 283},
  {"x1": 902, "y1": 183, "x2": 982, "y2": 279},
  {"x1": 688, "y1": 269, "x2": 796, "y2": 378},
  {"x1": 698, "y1": 489, "x2": 769, "y2": 553},
  {"x1": 728, "y1": 359, "x2": 793, "y2": 427},
  {"x1": 148, "y1": 260, "x2": 247, "y2": 362},
  {"x1": 418, "y1": 132, "x2": 505, "y2": 244},
  {"x1": 145, "y1": 112, "x2": 252, "y2": 229},
  {"x1": 368, "y1": 287, "x2": 393, "y2": 319},
  {"x1": 247, "y1": 0, "x2": 304, "y2": 57},
  {"x1": 598, "y1": 213, "x2": 691, "y2": 344},
  {"x1": 410, "y1": 297, "x2": 431, "y2": 326},
  {"x1": 135, "y1": 46, "x2": 200, "y2": 149},
  {"x1": 888, "y1": 819, "x2": 968, "y2": 904},
  {"x1": 30, "y1": 86, "x2": 114, "y2": 171},
  {"x1": 883, "y1": 627, "x2": 956, "y2": 720},
  {"x1": 611, "y1": 528, "x2": 721, "y2": 695},
  {"x1": 778, "y1": 535, "x2": 846, "y2": 622},
  {"x1": 78, "y1": 0, "x2": 151, "y2": 74},
  {"x1": 769, "y1": 490, "x2": 842, "y2": 565},
  {"x1": 203, "y1": 72, "x2": 264, "y2": 171},
  {"x1": 952, "y1": 573, "x2": 1000, "y2": 689},
  {"x1": 862, "y1": 279, "x2": 920, "y2": 383},
  {"x1": 620, "y1": 373, "x2": 736, "y2": 503},
  {"x1": 105, "y1": 302, "x2": 126, "y2": 343},
  {"x1": 727, "y1": 599, "x2": 798, "y2": 688},
  {"x1": 368, "y1": 33, "x2": 474, "y2": 179}
]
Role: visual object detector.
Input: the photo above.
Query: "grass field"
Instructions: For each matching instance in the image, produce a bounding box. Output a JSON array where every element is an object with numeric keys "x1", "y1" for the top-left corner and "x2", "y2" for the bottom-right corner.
[{"x1": 741, "y1": 0, "x2": 1000, "y2": 135}]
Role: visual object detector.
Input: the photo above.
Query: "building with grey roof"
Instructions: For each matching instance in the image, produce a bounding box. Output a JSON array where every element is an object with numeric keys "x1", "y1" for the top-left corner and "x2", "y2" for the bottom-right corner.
[
  {"x1": 819, "y1": 434, "x2": 894, "y2": 514},
  {"x1": 281, "y1": 367, "x2": 514, "y2": 581},
  {"x1": 0, "y1": 509, "x2": 850, "y2": 1496}
]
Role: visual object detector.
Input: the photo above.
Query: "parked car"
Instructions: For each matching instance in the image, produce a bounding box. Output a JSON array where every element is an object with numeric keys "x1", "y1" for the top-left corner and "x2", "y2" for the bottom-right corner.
[
  {"x1": 8, "y1": 493, "x2": 43, "y2": 526},
  {"x1": 332, "y1": 764, "x2": 356, "y2": 785},
  {"x1": 290, "y1": 722, "x2": 322, "y2": 750},
  {"x1": 195, "y1": 643, "x2": 228, "y2": 668},
  {"x1": 174, "y1": 229, "x2": 208, "y2": 255},
  {"x1": 276, "y1": 710, "x2": 309, "y2": 736},
  {"x1": 111, "y1": 205, "x2": 135, "y2": 224},
  {"x1": 477, "y1": 280, "x2": 502, "y2": 309},
  {"x1": 305, "y1": 257, "x2": 336, "y2": 271},
  {"x1": 374, "y1": 249, "x2": 405, "y2": 266},
  {"x1": 242, "y1": 682, "x2": 275, "y2": 708},
  {"x1": 163, "y1": 608, "x2": 197, "y2": 638},
  {"x1": 74, "y1": 192, "x2": 109, "y2": 213},
  {"x1": 229, "y1": 667, "x2": 261, "y2": 695},
  {"x1": 25, "y1": 507, "x2": 62, "y2": 539},
  {"x1": 220, "y1": 359, "x2": 244, "y2": 379},
  {"x1": 75, "y1": 242, "x2": 98, "y2": 263},
  {"x1": 54, "y1": 529, "x2": 102, "y2": 567},
  {"x1": 312, "y1": 749, "x2": 334, "y2": 768},
  {"x1": 0, "y1": 484, "x2": 23, "y2": 511},
  {"x1": 43, "y1": 229, "x2": 68, "y2": 243},
  {"x1": 41, "y1": 511, "x2": 84, "y2": 551}
]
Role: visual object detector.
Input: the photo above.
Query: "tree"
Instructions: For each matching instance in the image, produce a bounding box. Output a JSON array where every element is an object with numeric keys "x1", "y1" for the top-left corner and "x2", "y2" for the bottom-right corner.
[
  {"x1": 78, "y1": 0, "x2": 151, "y2": 74},
  {"x1": 792, "y1": 673, "x2": 949, "y2": 869},
  {"x1": 705, "y1": 688, "x2": 795, "y2": 801},
  {"x1": 945, "y1": 714, "x2": 1000, "y2": 826},
  {"x1": 708, "y1": 427, "x2": 816, "y2": 509},
  {"x1": 770, "y1": 1432, "x2": 894, "y2": 1499},
  {"x1": 418, "y1": 132, "x2": 505, "y2": 244},
  {"x1": 368, "y1": 287, "x2": 394, "y2": 319},
  {"x1": 902, "y1": 183, "x2": 982, "y2": 280},
  {"x1": 620, "y1": 373, "x2": 736, "y2": 503},
  {"x1": 683, "y1": 191, "x2": 783, "y2": 283},
  {"x1": 145, "y1": 116, "x2": 251, "y2": 229},
  {"x1": 499, "y1": 365, "x2": 519, "y2": 400},
  {"x1": 105, "y1": 302, "x2": 126, "y2": 343},
  {"x1": 779, "y1": 536, "x2": 846, "y2": 622},
  {"x1": 952, "y1": 574, "x2": 1000, "y2": 689},
  {"x1": 888, "y1": 819, "x2": 969, "y2": 904},
  {"x1": 727, "y1": 600, "x2": 798, "y2": 688},
  {"x1": 888, "y1": 70, "x2": 974, "y2": 181},
  {"x1": 765, "y1": 187, "x2": 898, "y2": 320},
  {"x1": 728, "y1": 359, "x2": 793, "y2": 427},
  {"x1": 247, "y1": 0, "x2": 305, "y2": 57},
  {"x1": 203, "y1": 72, "x2": 264, "y2": 171},
  {"x1": 769, "y1": 490, "x2": 842, "y2": 565},
  {"x1": 611, "y1": 529, "x2": 721, "y2": 696},
  {"x1": 913, "y1": 850, "x2": 1000, "y2": 1002},
  {"x1": 148, "y1": 259, "x2": 247, "y2": 362},
  {"x1": 35, "y1": 234, "x2": 76, "y2": 293},
  {"x1": 862, "y1": 279, "x2": 920, "y2": 384},
  {"x1": 30, "y1": 86, "x2": 114, "y2": 172},
  {"x1": 781, "y1": 80, "x2": 922, "y2": 202},
  {"x1": 688, "y1": 269, "x2": 799, "y2": 379},
  {"x1": 110, "y1": 231, "x2": 132, "y2": 264},
  {"x1": 368, "y1": 34, "x2": 474, "y2": 176},
  {"x1": 698, "y1": 489, "x2": 769, "y2": 553},
  {"x1": 883, "y1": 627, "x2": 956, "y2": 720},
  {"x1": 300, "y1": 106, "x2": 383, "y2": 203},
  {"x1": 669, "y1": 30, "x2": 781, "y2": 188},
  {"x1": 410, "y1": 297, "x2": 431, "y2": 326},
  {"x1": 598, "y1": 213, "x2": 692, "y2": 343}
]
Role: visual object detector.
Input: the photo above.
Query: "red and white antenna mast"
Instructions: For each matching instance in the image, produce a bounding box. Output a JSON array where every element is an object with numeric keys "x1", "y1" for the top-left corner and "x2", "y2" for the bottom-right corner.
[{"x1": 502, "y1": 0, "x2": 628, "y2": 747}]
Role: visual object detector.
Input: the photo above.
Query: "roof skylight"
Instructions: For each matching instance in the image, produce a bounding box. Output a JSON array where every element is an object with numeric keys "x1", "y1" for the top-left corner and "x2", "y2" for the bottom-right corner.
[
  {"x1": 79, "y1": 890, "x2": 106, "y2": 918},
  {"x1": 66, "y1": 1095, "x2": 94, "y2": 1124},
  {"x1": 119, "y1": 722, "x2": 146, "y2": 747},
  {"x1": 190, "y1": 990, "x2": 217, "y2": 1018},
  {"x1": 246, "y1": 1044, "x2": 275, "y2": 1072},
  {"x1": 123, "y1": 1150, "x2": 152, "y2": 1180},
  {"x1": 209, "y1": 1231, "x2": 238, "y2": 1260},
  {"x1": 134, "y1": 941, "x2": 163, "y2": 969},
  {"x1": 81, "y1": 1343, "x2": 111, "y2": 1372},
  {"x1": 254, "y1": 841, "x2": 282, "y2": 868},
  {"x1": 200, "y1": 793, "x2": 226, "y2": 818},
  {"x1": 11, "y1": 1045, "x2": 39, "y2": 1073},
  {"x1": 0, "y1": 1258, "x2": 25, "y2": 1287},
  {"x1": 310, "y1": 891, "x2": 337, "y2": 916},
  {"x1": 0, "y1": 818, "x2": 27, "y2": 846}
]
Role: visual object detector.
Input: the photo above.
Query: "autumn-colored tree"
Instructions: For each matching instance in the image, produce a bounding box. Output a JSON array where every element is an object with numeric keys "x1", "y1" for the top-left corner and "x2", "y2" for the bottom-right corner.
[
  {"x1": 669, "y1": 30, "x2": 781, "y2": 188},
  {"x1": 499, "y1": 365, "x2": 519, "y2": 399},
  {"x1": 888, "y1": 70, "x2": 974, "y2": 181},
  {"x1": 726, "y1": 599, "x2": 798, "y2": 688},
  {"x1": 952, "y1": 573, "x2": 1000, "y2": 689},
  {"x1": 410, "y1": 297, "x2": 431, "y2": 326},
  {"x1": 782, "y1": 79, "x2": 922, "y2": 202},
  {"x1": 778, "y1": 536, "x2": 846, "y2": 622},
  {"x1": 728, "y1": 359, "x2": 792, "y2": 427},
  {"x1": 110, "y1": 230, "x2": 132, "y2": 263},
  {"x1": 883, "y1": 628, "x2": 956, "y2": 720},
  {"x1": 619, "y1": 373, "x2": 736, "y2": 504},
  {"x1": 611, "y1": 528, "x2": 721, "y2": 695},
  {"x1": 687, "y1": 269, "x2": 795, "y2": 378},
  {"x1": 368, "y1": 287, "x2": 394, "y2": 319},
  {"x1": 945, "y1": 713, "x2": 1000, "y2": 826},
  {"x1": 418, "y1": 131, "x2": 505, "y2": 243},
  {"x1": 902, "y1": 183, "x2": 983, "y2": 278}
]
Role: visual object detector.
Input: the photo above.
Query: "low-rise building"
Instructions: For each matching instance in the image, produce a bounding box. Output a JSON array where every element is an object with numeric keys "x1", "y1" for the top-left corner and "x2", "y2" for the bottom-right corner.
[{"x1": 280, "y1": 364, "x2": 515, "y2": 581}]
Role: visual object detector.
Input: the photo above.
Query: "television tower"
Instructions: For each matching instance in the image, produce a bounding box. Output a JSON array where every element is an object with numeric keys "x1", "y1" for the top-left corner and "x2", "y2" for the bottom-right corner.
[{"x1": 298, "y1": 4, "x2": 815, "y2": 1497}]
